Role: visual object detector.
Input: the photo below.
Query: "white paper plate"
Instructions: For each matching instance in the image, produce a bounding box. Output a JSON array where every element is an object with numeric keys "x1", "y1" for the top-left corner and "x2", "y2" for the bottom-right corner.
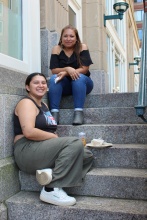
[{"x1": 86, "y1": 143, "x2": 113, "y2": 148}]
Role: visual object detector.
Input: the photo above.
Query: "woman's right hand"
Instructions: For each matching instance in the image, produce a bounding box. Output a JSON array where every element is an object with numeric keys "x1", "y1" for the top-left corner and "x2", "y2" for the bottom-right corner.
[{"x1": 55, "y1": 71, "x2": 67, "y2": 83}]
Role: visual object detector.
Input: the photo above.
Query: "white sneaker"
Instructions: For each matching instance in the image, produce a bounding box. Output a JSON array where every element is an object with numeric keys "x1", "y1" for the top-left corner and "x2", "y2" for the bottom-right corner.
[
  {"x1": 40, "y1": 187, "x2": 76, "y2": 206},
  {"x1": 36, "y1": 168, "x2": 52, "y2": 186}
]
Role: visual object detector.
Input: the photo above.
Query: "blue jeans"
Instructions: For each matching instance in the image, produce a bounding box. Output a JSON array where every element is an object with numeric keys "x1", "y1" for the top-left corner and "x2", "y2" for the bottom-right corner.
[{"x1": 48, "y1": 74, "x2": 93, "y2": 111}]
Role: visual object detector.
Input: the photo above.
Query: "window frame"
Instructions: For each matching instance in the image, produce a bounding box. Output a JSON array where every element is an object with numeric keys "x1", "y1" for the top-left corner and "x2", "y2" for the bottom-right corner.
[
  {"x1": 0, "y1": 20, "x2": 3, "y2": 35},
  {"x1": 0, "y1": 1, "x2": 3, "y2": 16},
  {"x1": 138, "y1": 29, "x2": 143, "y2": 40},
  {"x1": 134, "y1": 10, "x2": 144, "y2": 22},
  {"x1": 68, "y1": 0, "x2": 82, "y2": 40},
  {"x1": 134, "y1": 0, "x2": 142, "y2": 3},
  {"x1": 0, "y1": 0, "x2": 41, "y2": 74}
]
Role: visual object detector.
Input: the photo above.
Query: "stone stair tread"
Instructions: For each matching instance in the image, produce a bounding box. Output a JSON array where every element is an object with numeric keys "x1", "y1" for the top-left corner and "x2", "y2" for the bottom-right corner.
[
  {"x1": 109, "y1": 144, "x2": 147, "y2": 149},
  {"x1": 57, "y1": 124, "x2": 147, "y2": 128},
  {"x1": 88, "y1": 168, "x2": 147, "y2": 178},
  {"x1": 61, "y1": 107, "x2": 138, "y2": 110},
  {"x1": 6, "y1": 191, "x2": 147, "y2": 218},
  {"x1": 58, "y1": 123, "x2": 147, "y2": 126}
]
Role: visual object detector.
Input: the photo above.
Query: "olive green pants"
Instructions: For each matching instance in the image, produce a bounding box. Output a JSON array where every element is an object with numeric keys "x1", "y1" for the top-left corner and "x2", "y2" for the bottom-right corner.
[{"x1": 14, "y1": 136, "x2": 93, "y2": 188}]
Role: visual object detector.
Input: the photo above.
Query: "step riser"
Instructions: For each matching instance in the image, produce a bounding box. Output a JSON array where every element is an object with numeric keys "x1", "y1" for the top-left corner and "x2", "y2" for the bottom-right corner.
[
  {"x1": 19, "y1": 171, "x2": 147, "y2": 200},
  {"x1": 57, "y1": 125, "x2": 147, "y2": 144},
  {"x1": 59, "y1": 93, "x2": 139, "y2": 109},
  {"x1": 91, "y1": 146, "x2": 147, "y2": 169},
  {"x1": 59, "y1": 108, "x2": 146, "y2": 124},
  {"x1": 66, "y1": 174, "x2": 147, "y2": 200},
  {"x1": 6, "y1": 205, "x2": 147, "y2": 220}
]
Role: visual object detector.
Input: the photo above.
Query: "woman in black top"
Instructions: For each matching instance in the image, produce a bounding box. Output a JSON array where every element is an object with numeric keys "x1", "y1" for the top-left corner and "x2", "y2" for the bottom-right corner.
[
  {"x1": 48, "y1": 25, "x2": 94, "y2": 125},
  {"x1": 13, "y1": 73, "x2": 93, "y2": 206}
]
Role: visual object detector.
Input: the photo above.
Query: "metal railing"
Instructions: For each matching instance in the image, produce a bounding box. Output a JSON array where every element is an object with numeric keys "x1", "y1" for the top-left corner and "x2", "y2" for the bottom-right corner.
[{"x1": 135, "y1": 1, "x2": 147, "y2": 123}]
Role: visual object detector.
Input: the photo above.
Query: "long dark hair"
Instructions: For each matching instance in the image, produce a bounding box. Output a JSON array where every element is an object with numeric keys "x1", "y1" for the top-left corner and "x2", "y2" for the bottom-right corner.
[
  {"x1": 25, "y1": 73, "x2": 47, "y2": 93},
  {"x1": 58, "y1": 25, "x2": 82, "y2": 67}
]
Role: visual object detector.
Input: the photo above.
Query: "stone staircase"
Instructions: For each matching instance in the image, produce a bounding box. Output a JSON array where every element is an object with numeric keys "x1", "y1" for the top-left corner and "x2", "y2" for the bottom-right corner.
[{"x1": 6, "y1": 92, "x2": 147, "y2": 220}]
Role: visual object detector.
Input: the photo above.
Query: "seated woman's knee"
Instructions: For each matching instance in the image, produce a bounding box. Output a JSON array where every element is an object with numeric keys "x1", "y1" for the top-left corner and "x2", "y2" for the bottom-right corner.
[
  {"x1": 79, "y1": 73, "x2": 87, "y2": 81},
  {"x1": 74, "y1": 139, "x2": 84, "y2": 153},
  {"x1": 50, "y1": 74, "x2": 57, "y2": 83}
]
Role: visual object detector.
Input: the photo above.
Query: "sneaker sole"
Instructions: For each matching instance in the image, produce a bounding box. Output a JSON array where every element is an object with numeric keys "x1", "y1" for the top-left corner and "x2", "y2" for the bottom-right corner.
[
  {"x1": 36, "y1": 170, "x2": 52, "y2": 186},
  {"x1": 40, "y1": 194, "x2": 76, "y2": 206}
]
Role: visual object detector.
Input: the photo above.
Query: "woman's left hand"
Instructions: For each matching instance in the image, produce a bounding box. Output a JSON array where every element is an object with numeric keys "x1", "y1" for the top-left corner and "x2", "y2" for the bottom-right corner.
[{"x1": 66, "y1": 67, "x2": 80, "y2": 80}]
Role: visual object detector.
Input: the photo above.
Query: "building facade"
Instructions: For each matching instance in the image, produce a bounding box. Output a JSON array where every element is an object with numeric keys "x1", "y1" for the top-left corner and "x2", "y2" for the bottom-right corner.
[
  {"x1": 0, "y1": 0, "x2": 140, "y2": 93},
  {"x1": 0, "y1": 1, "x2": 145, "y2": 218},
  {"x1": 134, "y1": 0, "x2": 144, "y2": 48}
]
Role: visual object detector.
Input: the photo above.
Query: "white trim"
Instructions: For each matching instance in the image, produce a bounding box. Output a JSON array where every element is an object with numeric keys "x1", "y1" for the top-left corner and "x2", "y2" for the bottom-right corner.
[
  {"x1": 106, "y1": 22, "x2": 126, "y2": 59},
  {"x1": 0, "y1": 2, "x2": 3, "y2": 16},
  {"x1": 107, "y1": 35, "x2": 127, "y2": 93},
  {"x1": 0, "y1": 21, "x2": 3, "y2": 35},
  {"x1": 68, "y1": 0, "x2": 82, "y2": 40},
  {"x1": 0, "y1": 0, "x2": 41, "y2": 74},
  {"x1": 105, "y1": 1, "x2": 128, "y2": 92}
]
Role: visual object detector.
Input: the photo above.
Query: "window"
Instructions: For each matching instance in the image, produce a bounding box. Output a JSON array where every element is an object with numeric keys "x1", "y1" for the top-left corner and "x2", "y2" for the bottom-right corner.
[
  {"x1": 2, "y1": 0, "x2": 23, "y2": 60},
  {"x1": 0, "y1": 0, "x2": 41, "y2": 73},
  {"x1": 134, "y1": 10, "x2": 144, "y2": 22},
  {"x1": 107, "y1": 36, "x2": 127, "y2": 93},
  {"x1": 138, "y1": 29, "x2": 143, "y2": 40},
  {"x1": 105, "y1": 0, "x2": 116, "y2": 15},
  {"x1": 134, "y1": 0, "x2": 142, "y2": 2}
]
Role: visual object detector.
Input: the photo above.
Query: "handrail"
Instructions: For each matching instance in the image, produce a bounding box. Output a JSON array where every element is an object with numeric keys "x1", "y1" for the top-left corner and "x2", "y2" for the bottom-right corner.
[{"x1": 135, "y1": 1, "x2": 147, "y2": 123}]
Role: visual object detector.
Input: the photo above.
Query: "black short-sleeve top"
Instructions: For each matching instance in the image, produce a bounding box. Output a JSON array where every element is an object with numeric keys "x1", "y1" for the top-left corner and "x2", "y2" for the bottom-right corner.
[
  {"x1": 50, "y1": 49, "x2": 93, "y2": 77},
  {"x1": 14, "y1": 97, "x2": 57, "y2": 135}
]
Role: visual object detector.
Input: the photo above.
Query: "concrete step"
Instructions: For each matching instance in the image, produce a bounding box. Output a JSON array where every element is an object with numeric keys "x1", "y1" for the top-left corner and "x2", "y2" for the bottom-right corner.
[
  {"x1": 91, "y1": 144, "x2": 147, "y2": 169},
  {"x1": 17, "y1": 144, "x2": 147, "y2": 176},
  {"x1": 0, "y1": 157, "x2": 20, "y2": 203},
  {"x1": 19, "y1": 168, "x2": 147, "y2": 200},
  {"x1": 6, "y1": 191, "x2": 147, "y2": 220},
  {"x1": 59, "y1": 107, "x2": 147, "y2": 124},
  {"x1": 0, "y1": 204, "x2": 7, "y2": 220},
  {"x1": 66, "y1": 168, "x2": 147, "y2": 200},
  {"x1": 57, "y1": 124, "x2": 147, "y2": 144},
  {"x1": 59, "y1": 92, "x2": 139, "y2": 109}
]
